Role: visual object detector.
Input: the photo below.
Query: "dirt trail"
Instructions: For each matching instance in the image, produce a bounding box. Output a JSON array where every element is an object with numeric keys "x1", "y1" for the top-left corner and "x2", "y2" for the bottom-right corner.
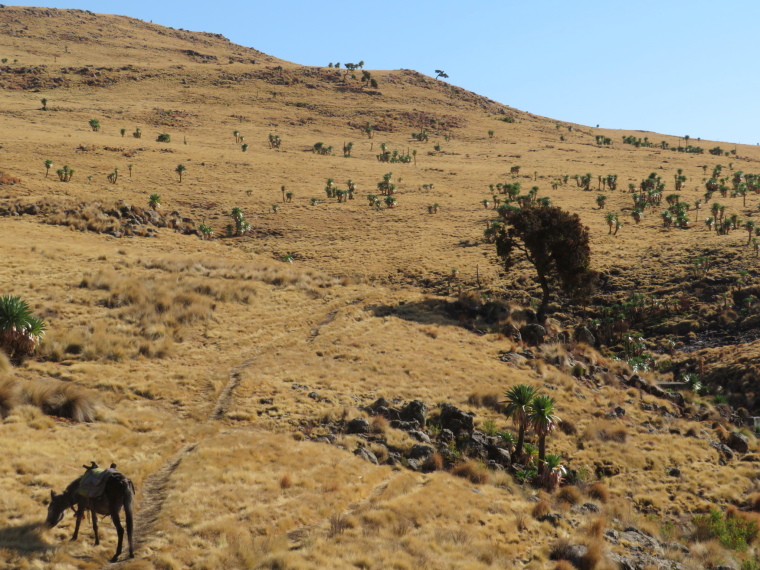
[
  {"x1": 111, "y1": 301, "x2": 356, "y2": 564},
  {"x1": 286, "y1": 473, "x2": 399, "y2": 548}
]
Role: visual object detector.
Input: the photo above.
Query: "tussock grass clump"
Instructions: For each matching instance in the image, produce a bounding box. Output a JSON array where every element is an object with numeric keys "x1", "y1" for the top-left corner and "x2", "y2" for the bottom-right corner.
[
  {"x1": 467, "y1": 390, "x2": 502, "y2": 411},
  {"x1": 586, "y1": 517, "x2": 606, "y2": 539},
  {"x1": 532, "y1": 499, "x2": 551, "y2": 519},
  {"x1": 558, "y1": 418, "x2": 577, "y2": 435},
  {"x1": 423, "y1": 452, "x2": 444, "y2": 472},
  {"x1": 584, "y1": 420, "x2": 627, "y2": 443},
  {"x1": 579, "y1": 542, "x2": 604, "y2": 570},
  {"x1": 0, "y1": 376, "x2": 19, "y2": 417},
  {"x1": 587, "y1": 482, "x2": 610, "y2": 504},
  {"x1": 279, "y1": 474, "x2": 293, "y2": 490},
  {"x1": 0, "y1": 351, "x2": 12, "y2": 374},
  {"x1": 747, "y1": 492, "x2": 760, "y2": 512},
  {"x1": 451, "y1": 460, "x2": 490, "y2": 484},
  {"x1": 140, "y1": 257, "x2": 344, "y2": 294},
  {"x1": 21, "y1": 379, "x2": 98, "y2": 422},
  {"x1": 556, "y1": 485, "x2": 582, "y2": 505}
]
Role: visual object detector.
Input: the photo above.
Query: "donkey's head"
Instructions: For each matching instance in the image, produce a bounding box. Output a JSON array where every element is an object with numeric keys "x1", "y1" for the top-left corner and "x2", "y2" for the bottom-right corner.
[{"x1": 46, "y1": 490, "x2": 69, "y2": 527}]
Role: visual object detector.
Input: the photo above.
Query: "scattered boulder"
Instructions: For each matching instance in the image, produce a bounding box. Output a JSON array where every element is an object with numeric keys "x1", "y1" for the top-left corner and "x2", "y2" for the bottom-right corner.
[
  {"x1": 346, "y1": 417, "x2": 370, "y2": 435},
  {"x1": 488, "y1": 447, "x2": 511, "y2": 467},
  {"x1": 439, "y1": 429, "x2": 455, "y2": 443},
  {"x1": 353, "y1": 447, "x2": 378, "y2": 465},
  {"x1": 539, "y1": 513, "x2": 565, "y2": 528},
  {"x1": 390, "y1": 420, "x2": 419, "y2": 431},
  {"x1": 709, "y1": 439, "x2": 735, "y2": 461},
  {"x1": 408, "y1": 444, "x2": 435, "y2": 461},
  {"x1": 439, "y1": 403, "x2": 474, "y2": 435},
  {"x1": 502, "y1": 323, "x2": 521, "y2": 343},
  {"x1": 409, "y1": 430, "x2": 431, "y2": 444},
  {"x1": 727, "y1": 431, "x2": 749, "y2": 454},
  {"x1": 400, "y1": 400, "x2": 427, "y2": 426},
  {"x1": 574, "y1": 326, "x2": 596, "y2": 346},
  {"x1": 519, "y1": 323, "x2": 546, "y2": 346}
]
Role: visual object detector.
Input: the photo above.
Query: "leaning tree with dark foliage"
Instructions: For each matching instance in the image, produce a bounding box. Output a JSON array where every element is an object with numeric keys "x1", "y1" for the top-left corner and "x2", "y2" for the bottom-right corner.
[{"x1": 494, "y1": 204, "x2": 596, "y2": 322}]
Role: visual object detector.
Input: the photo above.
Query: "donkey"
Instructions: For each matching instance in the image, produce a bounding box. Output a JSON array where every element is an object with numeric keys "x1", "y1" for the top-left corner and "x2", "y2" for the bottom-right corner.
[{"x1": 46, "y1": 463, "x2": 135, "y2": 563}]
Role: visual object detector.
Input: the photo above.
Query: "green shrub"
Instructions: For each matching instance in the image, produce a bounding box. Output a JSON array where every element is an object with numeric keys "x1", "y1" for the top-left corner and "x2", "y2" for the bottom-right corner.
[
  {"x1": 156, "y1": 133, "x2": 171, "y2": 143},
  {"x1": 480, "y1": 418, "x2": 498, "y2": 436},
  {"x1": 692, "y1": 509, "x2": 758, "y2": 552}
]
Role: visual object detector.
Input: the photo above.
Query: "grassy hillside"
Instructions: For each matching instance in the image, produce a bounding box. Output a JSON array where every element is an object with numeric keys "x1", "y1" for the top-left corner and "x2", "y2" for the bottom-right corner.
[{"x1": 2, "y1": 6, "x2": 760, "y2": 569}]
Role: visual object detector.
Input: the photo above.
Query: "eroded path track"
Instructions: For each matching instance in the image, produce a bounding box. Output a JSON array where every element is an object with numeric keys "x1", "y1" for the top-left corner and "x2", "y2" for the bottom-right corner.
[{"x1": 111, "y1": 299, "x2": 359, "y2": 565}]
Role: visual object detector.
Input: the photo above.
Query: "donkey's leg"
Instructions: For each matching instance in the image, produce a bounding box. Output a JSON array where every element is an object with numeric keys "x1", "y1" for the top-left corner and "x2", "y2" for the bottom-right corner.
[
  {"x1": 125, "y1": 502, "x2": 134, "y2": 558},
  {"x1": 109, "y1": 509, "x2": 124, "y2": 563},
  {"x1": 71, "y1": 504, "x2": 84, "y2": 541},
  {"x1": 91, "y1": 508, "x2": 99, "y2": 545}
]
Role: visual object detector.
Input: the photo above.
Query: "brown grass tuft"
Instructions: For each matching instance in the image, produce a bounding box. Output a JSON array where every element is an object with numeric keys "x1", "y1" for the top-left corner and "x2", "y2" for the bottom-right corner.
[
  {"x1": 423, "y1": 452, "x2": 444, "y2": 472},
  {"x1": 553, "y1": 562, "x2": 575, "y2": 570},
  {"x1": 279, "y1": 474, "x2": 293, "y2": 490},
  {"x1": 0, "y1": 377, "x2": 19, "y2": 418},
  {"x1": 587, "y1": 482, "x2": 610, "y2": 504},
  {"x1": 558, "y1": 418, "x2": 577, "y2": 435},
  {"x1": 557, "y1": 485, "x2": 582, "y2": 505},
  {"x1": 748, "y1": 492, "x2": 760, "y2": 512},
  {"x1": 451, "y1": 460, "x2": 490, "y2": 484},
  {"x1": 532, "y1": 499, "x2": 551, "y2": 519},
  {"x1": 585, "y1": 420, "x2": 627, "y2": 443},
  {"x1": 586, "y1": 517, "x2": 607, "y2": 539},
  {"x1": 467, "y1": 390, "x2": 502, "y2": 411},
  {"x1": 579, "y1": 542, "x2": 603, "y2": 570},
  {"x1": 0, "y1": 352, "x2": 10, "y2": 374},
  {"x1": 21, "y1": 380, "x2": 98, "y2": 422},
  {"x1": 370, "y1": 415, "x2": 388, "y2": 434}
]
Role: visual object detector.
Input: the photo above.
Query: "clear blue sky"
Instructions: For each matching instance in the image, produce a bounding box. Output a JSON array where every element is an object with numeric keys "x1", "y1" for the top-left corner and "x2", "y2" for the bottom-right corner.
[{"x1": 13, "y1": 1, "x2": 760, "y2": 145}]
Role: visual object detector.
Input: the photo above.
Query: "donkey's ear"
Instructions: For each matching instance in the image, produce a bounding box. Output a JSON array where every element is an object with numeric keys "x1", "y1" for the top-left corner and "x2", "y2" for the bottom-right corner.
[{"x1": 50, "y1": 490, "x2": 56, "y2": 499}]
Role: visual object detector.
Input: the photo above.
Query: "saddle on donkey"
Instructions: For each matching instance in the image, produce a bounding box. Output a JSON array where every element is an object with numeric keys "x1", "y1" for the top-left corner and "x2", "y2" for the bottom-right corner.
[{"x1": 77, "y1": 461, "x2": 119, "y2": 499}]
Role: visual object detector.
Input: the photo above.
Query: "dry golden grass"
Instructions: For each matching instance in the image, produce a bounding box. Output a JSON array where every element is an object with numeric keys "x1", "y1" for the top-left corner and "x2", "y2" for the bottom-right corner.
[
  {"x1": 450, "y1": 460, "x2": 491, "y2": 485},
  {"x1": 1, "y1": 6, "x2": 760, "y2": 568},
  {"x1": 587, "y1": 482, "x2": 610, "y2": 504}
]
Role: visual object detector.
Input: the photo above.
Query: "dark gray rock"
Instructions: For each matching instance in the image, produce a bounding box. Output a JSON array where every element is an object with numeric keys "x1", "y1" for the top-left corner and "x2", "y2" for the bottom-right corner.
[
  {"x1": 574, "y1": 326, "x2": 596, "y2": 346},
  {"x1": 439, "y1": 403, "x2": 474, "y2": 434},
  {"x1": 668, "y1": 467, "x2": 681, "y2": 477},
  {"x1": 627, "y1": 374, "x2": 647, "y2": 389},
  {"x1": 502, "y1": 323, "x2": 521, "y2": 343},
  {"x1": 538, "y1": 513, "x2": 564, "y2": 527},
  {"x1": 710, "y1": 439, "x2": 735, "y2": 461},
  {"x1": 390, "y1": 420, "x2": 419, "y2": 431},
  {"x1": 374, "y1": 406, "x2": 400, "y2": 420},
  {"x1": 353, "y1": 447, "x2": 378, "y2": 465},
  {"x1": 571, "y1": 502, "x2": 601, "y2": 514},
  {"x1": 408, "y1": 444, "x2": 435, "y2": 461},
  {"x1": 727, "y1": 431, "x2": 749, "y2": 454},
  {"x1": 370, "y1": 397, "x2": 389, "y2": 410},
  {"x1": 400, "y1": 400, "x2": 427, "y2": 426},
  {"x1": 439, "y1": 429, "x2": 455, "y2": 443},
  {"x1": 520, "y1": 323, "x2": 546, "y2": 346},
  {"x1": 386, "y1": 452, "x2": 402, "y2": 466},
  {"x1": 664, "y1": 542, "x2": 689, "y2": 554},
  {"x1": 667, "y1": 391, "x2": 686, "y2": 408},
  {"x1": 409, "y1": 430, "x2": 431, "y2": 444},
  {"x1": 489, "y1": 447, "x2": 511, "y2": 467},
  {"x1": 607, "y1": 552, "x2": 637, "y2": 570},
  {"x1": 346, "y1": 417, "x2": 370, "y2": 434},
  {"x1": 499, "y1": 352, "x2": 528, "y2": 366}
]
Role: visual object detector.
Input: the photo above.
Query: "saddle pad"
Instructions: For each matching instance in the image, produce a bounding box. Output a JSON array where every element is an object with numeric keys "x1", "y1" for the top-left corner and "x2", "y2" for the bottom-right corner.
[{"x1": 77, "y1": 468, "x2": 116, "y2": 498}]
